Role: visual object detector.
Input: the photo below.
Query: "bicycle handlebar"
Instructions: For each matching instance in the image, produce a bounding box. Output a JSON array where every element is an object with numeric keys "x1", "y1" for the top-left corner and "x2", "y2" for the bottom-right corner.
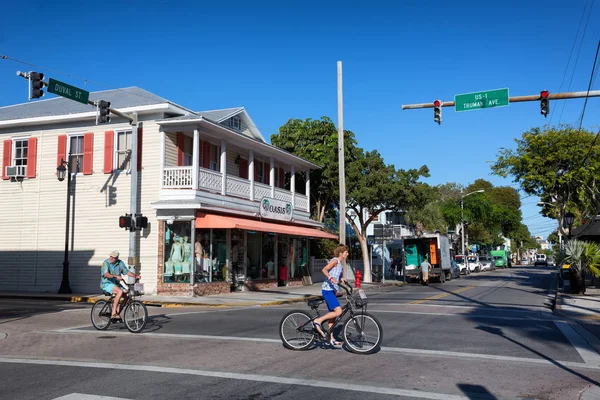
[{"x1": 339, "y1": 281, "x2": 353, "y2": 296}]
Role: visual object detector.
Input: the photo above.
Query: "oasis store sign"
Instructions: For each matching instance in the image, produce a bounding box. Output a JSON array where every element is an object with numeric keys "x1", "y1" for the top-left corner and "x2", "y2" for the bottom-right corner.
[{"x1": 260, "y1": 197, "x2": 293, "y2": 221}]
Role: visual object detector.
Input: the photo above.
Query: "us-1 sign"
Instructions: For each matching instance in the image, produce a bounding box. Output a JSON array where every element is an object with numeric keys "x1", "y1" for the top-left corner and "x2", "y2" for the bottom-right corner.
[
  {"x1": 454, "y1": 88, "x2": 509, "y2": 112},
  {"x1": 260, "y1": 197, "x2": 293, "y2": 221},
  {"x1": 47, "y1": 78, "x2": 90, "y2": 105}
]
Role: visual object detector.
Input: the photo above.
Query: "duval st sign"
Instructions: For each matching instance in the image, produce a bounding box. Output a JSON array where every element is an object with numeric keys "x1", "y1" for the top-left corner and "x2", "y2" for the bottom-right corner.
[
  {"x1": 260, "y1": 197, "x2": 293, "y2": 221},
  {"x1": 47, "y1": 78, "x2": 90, "y2": 105},
  {"x1": 454, "y1": 88, "x2": 509, "y2": 112}
]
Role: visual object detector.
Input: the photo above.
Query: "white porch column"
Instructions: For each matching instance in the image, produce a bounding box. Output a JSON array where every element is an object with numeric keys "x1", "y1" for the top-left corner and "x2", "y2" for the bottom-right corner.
[
  {"x1": 291, "y1": 165, "x2": 296, "y2": 207},
  {"x1": 249, "y1": 150, "x2": 255, "y2": 201},
  {"x1": 305, "y1": 171, "x2": 310, "y2": 213},
  {"x1": 159, "y1": 130, "x2": 166, "y2": 189},
  {"x1": 270, "y1": 157, "x2": 275, "y2": 198},
  {"x1": 192, "y1": 129, "x2": 199, "y2": 190},
  {"x1": 221, "y1": 140, "x2": 227, "y2": 196}
]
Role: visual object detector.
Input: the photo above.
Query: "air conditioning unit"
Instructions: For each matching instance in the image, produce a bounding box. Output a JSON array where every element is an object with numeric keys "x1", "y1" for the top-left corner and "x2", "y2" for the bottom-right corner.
[{"x1": 5, "y1": 165, "x2": 26, "y2": 178}]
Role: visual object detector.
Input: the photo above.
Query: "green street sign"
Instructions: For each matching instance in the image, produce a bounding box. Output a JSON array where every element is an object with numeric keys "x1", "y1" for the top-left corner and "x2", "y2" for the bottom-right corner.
[
  {"x1": 47, "y1": 78, "x2": 90, "y2": 105},
  {"x1": 454, "y1": 88, "x2": 509, "y2": 112}
]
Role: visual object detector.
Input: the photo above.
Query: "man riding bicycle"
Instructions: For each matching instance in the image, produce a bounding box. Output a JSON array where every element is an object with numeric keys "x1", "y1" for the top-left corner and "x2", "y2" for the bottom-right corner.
[{"x1": 100, "y1": 250, "x2": 139, "y2": 320}]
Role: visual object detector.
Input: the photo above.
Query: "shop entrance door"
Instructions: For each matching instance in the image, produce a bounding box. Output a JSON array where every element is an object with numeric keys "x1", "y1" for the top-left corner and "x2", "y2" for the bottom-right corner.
[{"x1": 277, "y1": 235, "x2": 289, "y2": 287}]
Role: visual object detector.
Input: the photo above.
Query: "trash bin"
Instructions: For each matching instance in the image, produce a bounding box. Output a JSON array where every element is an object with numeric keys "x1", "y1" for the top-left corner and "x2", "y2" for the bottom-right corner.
[{"x1": 371, "y1": 265, "x2": 382, "y2": 283}]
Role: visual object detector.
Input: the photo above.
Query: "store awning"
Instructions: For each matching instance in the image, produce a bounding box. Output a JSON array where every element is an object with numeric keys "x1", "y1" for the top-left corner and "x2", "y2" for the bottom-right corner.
[{"x1": 195, "y1": 213, "x2": 338, "y2": 240}]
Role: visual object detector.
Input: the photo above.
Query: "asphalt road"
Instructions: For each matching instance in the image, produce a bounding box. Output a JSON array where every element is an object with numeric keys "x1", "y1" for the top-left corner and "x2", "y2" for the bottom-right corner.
[{"x1": 1, "y1": 265, "x2": 599, "y2": 400}]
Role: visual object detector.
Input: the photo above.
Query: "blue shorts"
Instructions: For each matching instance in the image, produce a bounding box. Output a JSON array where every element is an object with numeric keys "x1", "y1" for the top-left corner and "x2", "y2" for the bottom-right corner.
[
  {"x1": 322, "y1": 290, "x2": 341, "y2": 311},
  {"x1": 101, "y1": 282, "x2": 117, "y2": 294}
]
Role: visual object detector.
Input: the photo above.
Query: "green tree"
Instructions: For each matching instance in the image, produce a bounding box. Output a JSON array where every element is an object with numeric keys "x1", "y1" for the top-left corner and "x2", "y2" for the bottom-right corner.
[
  {"x1": 271, "y1": 117, "x2": 358, "y2": 222},
  {"x1": 491, "y1": 125, "x2": 600, "y2": 237},
  {"x1": 345, "y1": 149, "x2": 429, "y2": 281}
]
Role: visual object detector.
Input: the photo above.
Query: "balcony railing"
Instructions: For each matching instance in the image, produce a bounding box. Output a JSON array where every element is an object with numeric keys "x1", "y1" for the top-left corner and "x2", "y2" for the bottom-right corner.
[{"x1": 162, "y1": 166, "x2": 308, "y2": 211}]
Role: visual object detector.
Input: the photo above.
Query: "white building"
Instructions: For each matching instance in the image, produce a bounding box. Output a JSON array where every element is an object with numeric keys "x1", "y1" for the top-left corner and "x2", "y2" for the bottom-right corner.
[{"x1": 0, "y1": 87, "x2": 335, "y2": 296}]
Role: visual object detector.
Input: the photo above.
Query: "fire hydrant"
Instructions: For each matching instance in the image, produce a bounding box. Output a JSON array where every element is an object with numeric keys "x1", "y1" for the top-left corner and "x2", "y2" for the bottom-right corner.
[{"x1": 355, "y1": 270, "x2": 362, "y2": 289}]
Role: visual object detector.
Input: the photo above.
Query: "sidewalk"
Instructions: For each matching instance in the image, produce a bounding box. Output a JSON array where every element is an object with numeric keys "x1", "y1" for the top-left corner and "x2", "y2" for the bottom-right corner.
[
  {"x1": 555, "y1": 274, "x2": 600, "y2": 354},
  {"x1": 0, "y1": 281, "x2": 403, "y2": 308}
]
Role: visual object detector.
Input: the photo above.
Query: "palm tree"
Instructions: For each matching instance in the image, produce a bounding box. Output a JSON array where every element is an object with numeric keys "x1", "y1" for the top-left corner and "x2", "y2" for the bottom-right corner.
[{"x1": 557, "y1": 239, "x2": 600, "y2": 294}]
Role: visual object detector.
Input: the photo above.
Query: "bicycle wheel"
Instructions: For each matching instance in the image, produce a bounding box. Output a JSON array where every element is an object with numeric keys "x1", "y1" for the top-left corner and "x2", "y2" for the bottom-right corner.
[
  {"x1": 279, "y1": 310, "x2": 316, "y2": 350},
  {"x1": 124, "y1": 300, "x2": 148, "y2": 333},
  {"x1": 91, "y1": 299, "x2": 111, "y2": 330},
  {"x1": 342, "y1": 312, "x2": 383, "y2": 354}
]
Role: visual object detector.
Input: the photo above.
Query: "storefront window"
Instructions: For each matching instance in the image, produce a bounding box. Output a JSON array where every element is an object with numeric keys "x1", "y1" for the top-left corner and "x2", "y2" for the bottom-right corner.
[
  {"x1": 231, "y1": 229, "x2": 245, "y2": 278},
  {"x1": 163, "y1": 221, "x2": 192, "y2": 283},
  {"x1": 247, "y1": 232, "x2": 262, "y2": 280},
  {"x1": 212, "y1": 229, "x2": 227, "y2": 281},
  {"x1": 294, "y1": 238, "x2": 308, "y2": 278},
  {"x1": 261, "y1": 233, "x2": 275, "y2": 279},
  {"x1": 195, "y1": 229, "x2": 211, "y2": 282},
  {"x1": 278, "y1": 235, "x2": 289, "y2": 280}
]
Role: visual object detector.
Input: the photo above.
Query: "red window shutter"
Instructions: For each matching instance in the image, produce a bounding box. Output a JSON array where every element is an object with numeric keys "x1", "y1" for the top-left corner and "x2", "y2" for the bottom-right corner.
[
  {"x1": 57, "y1": 135, "x2": 67, "y2": 168},
  {"x1": 279, "y1": 168, "x2": 285, "y2": 188},
  {"x1": 239, "y1": 158, "x2": 248, "y2": 179},
  {"x1": 83, "y1": 132, "x2": 94, "y2": 175},
  {"x1": 104, "y1": 131, "x2": 114, "y2": 173},
  {"x1": 2, "y1": 139, "x2": 12, "y2": 180},
  {"x1": 177, "y1": 133, "x2": 185, "y2": 166},
  {"x1": 254, "y1": 160, "x2": 259, "y2": 182},
  {"x1": 26, "y1": 137, "x2": 38, "y2": 178},
  {"x1": 137, "y1": 127, "x2": 143, "y2": 172},
  {"x1": 202, "y1": 141, "x2": 211, "y2": 169},
  {"x1": 264, "y1": 162, "x2": 270, "y2": 185}
]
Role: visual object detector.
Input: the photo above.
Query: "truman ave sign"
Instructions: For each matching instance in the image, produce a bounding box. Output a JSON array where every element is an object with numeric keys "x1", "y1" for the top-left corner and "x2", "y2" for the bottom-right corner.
[{"x1": 454, "y1": 88, "x2": 509, "y2": 112}]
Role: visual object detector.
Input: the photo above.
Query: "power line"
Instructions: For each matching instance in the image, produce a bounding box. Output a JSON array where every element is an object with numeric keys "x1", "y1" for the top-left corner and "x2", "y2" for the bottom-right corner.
[
  {"x1": 558, "y1": 0, "x2": 595, "y2": 124},
  {"x1": 576, "y1": 39, "x2": 600, "y2": 167},
  {"x1": 551, "y1": 0, "x2": 591, "y2": 125}
]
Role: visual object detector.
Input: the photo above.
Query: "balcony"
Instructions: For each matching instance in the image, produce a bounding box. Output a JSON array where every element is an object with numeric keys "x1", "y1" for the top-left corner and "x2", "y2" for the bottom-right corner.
[{"x1": 162, "y1": 166, "x2": 309, "y2": 211}]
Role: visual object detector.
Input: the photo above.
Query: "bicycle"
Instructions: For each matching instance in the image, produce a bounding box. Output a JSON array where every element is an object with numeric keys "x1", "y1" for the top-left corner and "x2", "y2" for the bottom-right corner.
[
  {"x1": 278, "y1": 282, "x2": 383, "y2": 354},
  {"x1": 90, "y1": 277, "x2": 148, "y2": 333}
]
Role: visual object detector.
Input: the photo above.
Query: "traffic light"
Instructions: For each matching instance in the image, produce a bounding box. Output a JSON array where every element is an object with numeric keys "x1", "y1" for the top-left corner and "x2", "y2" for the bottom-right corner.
[
  {"x1": 30, "y1": 72, "x2": 44, "y2": 99},
  {"x1": 119, "y1": 214, "x2": 132, "y2": 230},
  {"x1": 135, "y1": 214, "x2": 148, "y2": 229},
  {"x1": 108, "y1": 186, "x2": 117, "y2": 205},
  {"x1": 433, "y1": 100, "x2": 442, "y2": 125},
  {"x1": 98, "y1": 100, "x2": 111, "y2": 124},
  {"x1": 540, "y1": 90, "x2": 549, "y2": 118}
]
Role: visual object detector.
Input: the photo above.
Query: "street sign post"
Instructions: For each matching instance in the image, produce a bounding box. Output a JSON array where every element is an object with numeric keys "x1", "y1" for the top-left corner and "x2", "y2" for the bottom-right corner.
[
  {"x1": 454, "y1": 88, "x2": 509, "y2": 112},
  {"x1": 47, "y1": 78, "x2": 90, "y2": 105}
]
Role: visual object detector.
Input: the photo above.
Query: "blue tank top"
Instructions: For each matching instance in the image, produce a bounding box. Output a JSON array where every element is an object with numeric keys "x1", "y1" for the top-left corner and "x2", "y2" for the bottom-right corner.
[{"x1": 322, "y1": 257, "x2": 343, "y2": 292}]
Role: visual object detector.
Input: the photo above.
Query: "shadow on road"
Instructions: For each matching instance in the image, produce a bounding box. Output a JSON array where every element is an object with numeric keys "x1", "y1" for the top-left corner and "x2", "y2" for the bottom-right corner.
[
  {"x1": 475, "y1": 325, "x2": 600, "y2": 387},
  {"x1": 456, "y1": 383, "x2": 498, "y2": 400}
]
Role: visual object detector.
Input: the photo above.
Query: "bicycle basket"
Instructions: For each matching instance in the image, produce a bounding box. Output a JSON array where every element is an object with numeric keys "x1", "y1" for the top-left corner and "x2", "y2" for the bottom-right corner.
[
  {"x1": 351, "y1": 290, "x2": 368, "y2": 307},
  {"x1": 133, "y1": 283, "x2": 145, "y2": 296}
]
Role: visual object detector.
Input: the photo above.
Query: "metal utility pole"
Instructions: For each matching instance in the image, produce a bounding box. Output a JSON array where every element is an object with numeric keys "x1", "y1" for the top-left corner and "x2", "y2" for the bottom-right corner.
[
  {"x1": 337, "y1": 61, "x2": 346, "y2": 245},
  {"x1": 128, "y1": 113, "x2": 139, "y2": 273}
]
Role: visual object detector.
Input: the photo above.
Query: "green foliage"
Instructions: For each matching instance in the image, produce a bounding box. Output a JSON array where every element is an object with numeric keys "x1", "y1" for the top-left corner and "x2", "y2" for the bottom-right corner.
[
  {"x1": 491, "y1": 125, "x2": 600, "y2": 234},
  {"x1": 271, "y1": 117, "x2": 358, "y2": 221}
]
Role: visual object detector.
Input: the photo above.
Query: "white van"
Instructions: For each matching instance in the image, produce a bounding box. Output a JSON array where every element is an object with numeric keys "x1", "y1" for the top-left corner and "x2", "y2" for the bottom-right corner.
[{"x1": 534, "y1": 254, "x2": 548, "y2": 267}]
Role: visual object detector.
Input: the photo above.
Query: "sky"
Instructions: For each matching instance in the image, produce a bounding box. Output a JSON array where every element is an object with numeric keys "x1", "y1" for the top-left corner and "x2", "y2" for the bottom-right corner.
[{"x1": 1, "y1": 0, "x2": 599, "y2": 241}]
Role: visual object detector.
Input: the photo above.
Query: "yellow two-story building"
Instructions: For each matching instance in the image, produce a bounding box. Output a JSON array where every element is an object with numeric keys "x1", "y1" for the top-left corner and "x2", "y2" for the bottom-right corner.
[{"x1": 0, "y1": 87, "x2": 335, "y2": 296}]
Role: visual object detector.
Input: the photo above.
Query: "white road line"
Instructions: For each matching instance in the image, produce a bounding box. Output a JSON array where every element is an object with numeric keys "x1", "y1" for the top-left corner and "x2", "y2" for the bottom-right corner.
[
  {"x1": 554, "y1": 321, "x2": 600, "y2": 366},
  {"x1": 368, "y1": 309, "x2": 560, "y2": 322},
  {"x1": 49, "y1": 328, "x2": 600, "y2": 371},
  {"x1": 1, "y1": 357, "x2": 469, "y2": 400},
  {"x1": 372, "y1": 303, "x2": 548, "y2": 311},
  {"x1": 53, "y1": 394, "x2": 130, "y2": 400}
]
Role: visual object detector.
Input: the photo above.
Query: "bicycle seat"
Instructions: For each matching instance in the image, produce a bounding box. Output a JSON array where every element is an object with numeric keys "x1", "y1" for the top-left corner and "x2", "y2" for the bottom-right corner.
[
  {"x1": 307, "y1": 297, "x2": 324, "y2": 308},
  {"x1": 103, "y1": 291, "x2": 115, "y2": 297}
]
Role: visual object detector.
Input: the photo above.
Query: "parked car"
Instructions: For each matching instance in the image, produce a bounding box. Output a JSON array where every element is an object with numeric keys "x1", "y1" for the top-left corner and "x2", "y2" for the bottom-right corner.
[
  {"x1": 467, "y1": 255, "x2": 480, "y2": 273},
  {"x1": 521, "y1": 257, "x2": 528, "y2": 264},
  {"x1": 455, "y1": 255, "x2": 470, "y2": 275},
  {"x1": 479, "y1": 256, "x2": 496, "y2": 271},
  {"x1": 450, "y1": 260, "x2": 461, "y2": 279},
  {"x1": 534, "y1": 254, "x2": 548, "y2": 267}
]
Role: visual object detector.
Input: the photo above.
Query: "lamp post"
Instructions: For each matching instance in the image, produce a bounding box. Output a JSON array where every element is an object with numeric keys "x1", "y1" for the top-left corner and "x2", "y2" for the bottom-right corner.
[
  {"x1": 564, "y1": 212, "x2": 575, "y2": 239},
  {"x1": 461, "y1": 189, "x2": 484, "y2": 265},
  {"x1": 57, "y1": 153, "x2": 73, "y2": 294}
]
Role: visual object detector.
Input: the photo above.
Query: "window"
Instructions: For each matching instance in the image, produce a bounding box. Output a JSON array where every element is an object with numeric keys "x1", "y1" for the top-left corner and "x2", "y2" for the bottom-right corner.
[
  {"x1": 69, "y1": 135, "x2": 84, "y2": 173},
  {"x1": 229, "y1": 116, "x2": 242, "y2": 131},
  {"x1": 115, "y1": 130, "x2": 132, "y2": 171},
  {"x1": 13, "y1": 139, "x2": 28, "y2": 168},
  {"x1": 209, "y1": 144, "x2": 219, "y2": 171},
  {"x1": 257, "y1": 162, "x2": 264, "y2": 183}
]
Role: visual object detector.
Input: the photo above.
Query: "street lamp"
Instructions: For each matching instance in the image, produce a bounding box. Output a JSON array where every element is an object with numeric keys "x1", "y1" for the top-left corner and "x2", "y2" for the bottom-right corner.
[
  {"x1": 461, "y1": 189, "x2": 484, "y2": 263},
  {"x1": 564, "y1": 212, "x2": 575, "y2": 239},
  {"x1": 57, "y1": 153, "x2": 74, "y2": 294}
]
